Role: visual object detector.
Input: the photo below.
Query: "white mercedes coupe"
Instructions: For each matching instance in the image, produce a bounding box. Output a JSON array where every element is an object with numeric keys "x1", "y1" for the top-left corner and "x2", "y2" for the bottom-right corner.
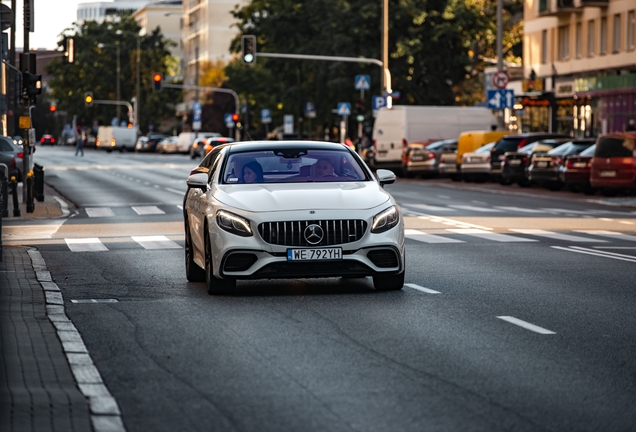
[{"x1": 183, "y1": 141, "x2": 405, "y2": 294}]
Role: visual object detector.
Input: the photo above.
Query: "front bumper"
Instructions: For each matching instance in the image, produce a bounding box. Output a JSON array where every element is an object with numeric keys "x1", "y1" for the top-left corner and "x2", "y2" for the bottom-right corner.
[{"x1": 460, "y1": 163, "x2": 490, "y2": 174}]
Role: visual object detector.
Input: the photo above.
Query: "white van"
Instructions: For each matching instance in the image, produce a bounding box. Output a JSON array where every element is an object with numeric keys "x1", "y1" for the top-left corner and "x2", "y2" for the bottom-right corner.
[
  {"x1": 176, "y1": 132, "x2": 221, "y2": 154},
  {"x1": 96, "y1": 126, "x2": 138, "y2": 152},
  {"x1": 371, "y1": 106, "x2": 496, "y2": 171}
]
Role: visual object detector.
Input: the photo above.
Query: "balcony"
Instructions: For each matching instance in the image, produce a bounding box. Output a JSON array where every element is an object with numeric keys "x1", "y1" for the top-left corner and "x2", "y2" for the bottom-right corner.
[
  {"x1": 577, "y1": 0, "x2": 608, "y2": 6},
  {"x1": 539, "y1": 0, "x2": 588, "y2": 16}
]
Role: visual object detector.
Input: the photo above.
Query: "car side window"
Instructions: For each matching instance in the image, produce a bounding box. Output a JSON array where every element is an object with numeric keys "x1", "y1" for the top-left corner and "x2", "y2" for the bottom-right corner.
[
  {"x1": 207, "y1": 151, "x2": 225, "y2": 183},
  {"x1": 0, "y1": 139, "x2": 14, "y2": 152}
]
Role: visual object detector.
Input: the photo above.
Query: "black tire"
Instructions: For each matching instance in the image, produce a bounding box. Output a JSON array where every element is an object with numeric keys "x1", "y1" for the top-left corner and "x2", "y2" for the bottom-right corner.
[
  {"x1": 517, "y1": 179, "x2": 531, "y2": 187},
  {"x1": 547, "y1": 182, "x2": 563, "y2": 191},
  {"x1": 373, "y1": 271, "x2": 405, "y2": 291},
  {"x1": 205, "y1": 229, "x2": 236, "y2": 295},
  {"x1": 450, "y1": 174, "x2": 462, "y2": 182},
  {"x1": 185, "y1": 222, "x2": 205, "y2": 282},
  {"x1": 499, "y1": 177, "x2": 512, "y2": 185},
  {"x1": 582, "y1": 186, "x2": 595, "y2": 195}
]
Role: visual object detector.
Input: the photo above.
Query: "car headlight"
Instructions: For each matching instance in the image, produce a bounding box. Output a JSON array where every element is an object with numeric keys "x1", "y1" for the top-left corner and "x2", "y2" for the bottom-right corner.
[
  {"x1": 371, "y1": 206, "x2": 399, "y2": 233},
  {"x1": 216, "y1": 210, "x2": 253, "y2": 237}
]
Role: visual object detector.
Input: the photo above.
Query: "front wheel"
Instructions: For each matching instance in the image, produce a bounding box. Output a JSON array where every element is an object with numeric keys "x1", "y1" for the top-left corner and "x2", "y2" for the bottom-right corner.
[
  {"x1": 205, "y1": 231, "x2": 236, "y2": 295},
  {"x1": 185, "y1": 222, "x2": 205, "y2": 282},
  {"x1": 373, "y1": 271, "x2": 405, "y2": 291}
]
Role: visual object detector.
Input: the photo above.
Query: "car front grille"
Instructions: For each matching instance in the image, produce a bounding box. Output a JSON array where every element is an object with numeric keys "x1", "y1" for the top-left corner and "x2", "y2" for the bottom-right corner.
[{"x1": 258, "y1": 220, "x2": 367, "y2": 247}]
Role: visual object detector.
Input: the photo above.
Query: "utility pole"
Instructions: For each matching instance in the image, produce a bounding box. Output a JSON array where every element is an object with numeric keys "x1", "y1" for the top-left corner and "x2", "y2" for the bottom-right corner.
[
  {"x1": 382, "y1": 0, "x2": 388, "y2": 96},
  {"x1": 496, "y1": 0, "x2": 505, "y2": 130},
  {"x1": 22, "y1": 0, "x2": 31, "y2": 205}
]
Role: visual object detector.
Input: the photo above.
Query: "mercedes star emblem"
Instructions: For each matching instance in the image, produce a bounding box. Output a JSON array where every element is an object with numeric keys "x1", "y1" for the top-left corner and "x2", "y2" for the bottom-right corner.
[{"x1": 304, "y1": 224, "x2": 324, "y2": 245}]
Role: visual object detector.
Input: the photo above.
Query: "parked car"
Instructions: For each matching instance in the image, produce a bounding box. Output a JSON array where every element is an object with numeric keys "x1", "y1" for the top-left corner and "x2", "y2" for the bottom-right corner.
[
  {"x1": 528, "y1": 139, "x2": 596, "y2": 190},
  {"x1": 189, "y1": 137, "x2": 208, "y2": 159},
  {"x1": 560, "y1": 144, "x2": 597, "y2": 194},
  {"x1": 183, "y1": 140, "x2": 405, "y2": 294},
  {"x1": 0, "y1": 136, "x2": 24, "y2": 181},
  {"x1": 438, "y1": 151, "x2": 460, "y2": 180},
  {"x1": 176, "y1": 132, "x2": 221, "y2": 154},
  {"x1": 500, "y1": 139, "x2": 568, "y2": 186},
  {"x1": 12, "y1": 136, "x2": 24, "y2": 146},
  {"x1": 201, "y1": 137, "x2": 235, "y2": 157},
  {"x1": 490, "y1": 133, "x2": 570, "y2": 181},
  {"x1": 459, "y1": 142, "x2": 495, "y2": 182},
  {"x1": 135, "y1": 133, "x2": 168, "y2": 153},
  {"x1": 590, "y1": 133, "x2": 636, "y2": 195},
  {"x1": 156, "y1": 136, "x2": 179, "y2": 154},
  {"x1": 402, "y1": 139, "x2": 457, "y2": 177},
  {"x1": 455, "y1": 130, "x2": 509, "y2": 174},
  {"x1": 96, "y1": 126, "x2": 137, "y2": 152},
  {"x1": 40, "y1": 134, "x2": 56, "y2": 145}
]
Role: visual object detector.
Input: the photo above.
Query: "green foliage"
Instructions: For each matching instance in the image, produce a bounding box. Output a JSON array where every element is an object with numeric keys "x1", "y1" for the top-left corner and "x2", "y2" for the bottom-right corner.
[
  {"x1": 226, "y1": 0, "x2": 522, "y2": 134},
  {"x1": 45, "y1": 14, "x2": 181, "y2": 134}
]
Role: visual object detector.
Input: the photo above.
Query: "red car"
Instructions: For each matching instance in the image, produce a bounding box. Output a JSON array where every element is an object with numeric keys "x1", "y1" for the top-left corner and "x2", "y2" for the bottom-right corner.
[
  {"x1": 590, "y1": 133, "x2": 636, "y2": 195},
  {"x1": 40, "y1": 134, "x2": 56, "y2": 145},
  {"x1": 560, "y1": 143, "x2": 596, "y2": 194}
]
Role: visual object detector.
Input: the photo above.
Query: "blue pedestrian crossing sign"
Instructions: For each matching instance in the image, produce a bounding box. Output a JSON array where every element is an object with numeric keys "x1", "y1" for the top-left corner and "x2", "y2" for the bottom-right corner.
[
  {"x1": 355, "y1": 75, "x2": 371, "y2": 91},
  {"x1": 337, "y1": 102, "x2": 351, "y2": 116},
  {"x1": 487, "y1": 89, "x2": 515, "y2": 110}
]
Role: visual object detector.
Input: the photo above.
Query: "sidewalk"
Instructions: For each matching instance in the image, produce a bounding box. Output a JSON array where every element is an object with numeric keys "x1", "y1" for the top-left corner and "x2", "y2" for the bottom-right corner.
[{"x1": 1, "y1": 186, "x2": 124, "y2": 432}]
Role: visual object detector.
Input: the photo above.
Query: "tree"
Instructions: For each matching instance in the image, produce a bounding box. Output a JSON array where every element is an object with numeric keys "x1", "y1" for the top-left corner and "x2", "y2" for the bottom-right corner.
[{"x1": 45, "y1": 14, "x2": 181, "y2": 134}]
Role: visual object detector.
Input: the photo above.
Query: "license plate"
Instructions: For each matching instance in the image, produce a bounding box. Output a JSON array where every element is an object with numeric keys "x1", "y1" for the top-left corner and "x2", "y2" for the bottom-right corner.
[
  {"x1": 509, "y1": 160, "x2": 521, "y2": 165},
  {"x1": 600, "y1": 170, "x2": 616, "y2": 177},
  {"x1": 410, "y1": 155, "x2": 424, "y2": 161},
  {"x1": 287, "y1": 248, "x2": 343, "y2": 261},
  {"x1": 573, "y1": 162, "x2": 587, "y2": 168},
  {"x1": 536, "y1": 161, "x2": 548, "y2": 168}
]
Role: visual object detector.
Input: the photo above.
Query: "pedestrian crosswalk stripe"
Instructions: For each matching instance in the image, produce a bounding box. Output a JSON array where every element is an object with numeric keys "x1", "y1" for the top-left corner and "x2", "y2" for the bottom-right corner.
[
  {"x1": 406, "y1": 203, "x2": 456, "y2": 212},
  {"x1": 405, "y1": 229, "x2": 464, "y2": 244},
  {"x1": 86, "y1": 207, "x2": 115, "y2": 217},
  {"x1": 131, "y1": 206, "x2": 165, "y2": 215},
  {"x1": 132, "y1": 236, "x2": 182, "y2": 250},
  {"x1": 495, "y1": 206, "x2": 545, "y2": 214},
  {"x1": 447, "y1": 228, "x2": 537, "y2": 242},
  {"x1": 65, "y1": 238, "x2": 108, "y2": 252},
  {"x1": 449, "y1": 205, "x2": 503, "y2": 213},
  {"x1": 574, "y1": 230, "x2": 636, "y2": 241},
  {"x1": 509, "y1": 229, "x2": 607, "y2": 242}
]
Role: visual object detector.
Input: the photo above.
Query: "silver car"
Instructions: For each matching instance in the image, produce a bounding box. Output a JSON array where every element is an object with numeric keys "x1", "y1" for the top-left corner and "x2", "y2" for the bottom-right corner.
[
  {"x1": 183, "y1": 141, "x2": 406, "y2": 294},
  {"x1": 460, "y1": 142, "x2": 495, "y2": 182}
]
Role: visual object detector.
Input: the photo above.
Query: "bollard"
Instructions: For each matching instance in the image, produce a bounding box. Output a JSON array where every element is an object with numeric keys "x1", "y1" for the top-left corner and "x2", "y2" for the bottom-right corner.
[
  {"x1": 34, "y1": 163, "x2": 44, "y2": 202},
  {"x1": 10, "y1": 176, "x2": 20, "y2": 217},
  {"x1": 26, "y1": 170, "x2": 34, "y2": 213}
]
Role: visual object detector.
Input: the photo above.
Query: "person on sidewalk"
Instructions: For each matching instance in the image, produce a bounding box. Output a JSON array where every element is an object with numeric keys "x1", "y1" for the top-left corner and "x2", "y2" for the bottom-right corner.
[{"x1": 75, "y1": 132, "x2": 85, "y2": 157}]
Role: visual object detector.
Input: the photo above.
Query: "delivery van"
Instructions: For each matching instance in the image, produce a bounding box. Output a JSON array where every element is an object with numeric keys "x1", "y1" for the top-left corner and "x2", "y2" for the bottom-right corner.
[
  {"x1": 456, "y1": 130, "x2": 510, "y2": 165},
  {"x1": 176, "y1": 132, "x2": 221, "y2": 154},
  {"x1": 371, "y1": 106, "x2": 496, "y2": 172},
  {"x1": 96, "y1": 126, "x2": 137, "y2": 152}
]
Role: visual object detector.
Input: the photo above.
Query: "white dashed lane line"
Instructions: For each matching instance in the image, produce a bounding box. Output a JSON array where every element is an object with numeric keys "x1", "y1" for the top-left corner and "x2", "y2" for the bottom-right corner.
[
  {"x1": 405, "y1": 283, "x2": 441, "y2": 294},
  {"x1": 551, "y1": 246, "x2": 636, "y2": 263},
  {"x1": 497, "y1": 316, "x2": 556, "y2": 334}
]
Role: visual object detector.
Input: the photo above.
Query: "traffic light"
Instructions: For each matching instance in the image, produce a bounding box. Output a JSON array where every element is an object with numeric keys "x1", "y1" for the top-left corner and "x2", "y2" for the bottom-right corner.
[
  {"x1": 355, "y1": 99, "x2": 365, "y2": 122},
  {"x1": 24, "y1": 72, "x2": 42, "y2": 97},
  {"x1": 241, "y1": 35, "x2": 256, "y2": 65},
  {"x1": 49, "y1": 101, "x2": 56, "y2": 113},
  {"x1": 64, "y1": 37, "x2": 75, "y2": 63},
  {"x1": 152, "y1": 73, "x2": 162, "y2": 92},
  {"x1": 231, "y1": 113, "x2": 239, "y2": 122},
  {"x1": 84, "y1": 91, "x2": 94, "y2": 107}
]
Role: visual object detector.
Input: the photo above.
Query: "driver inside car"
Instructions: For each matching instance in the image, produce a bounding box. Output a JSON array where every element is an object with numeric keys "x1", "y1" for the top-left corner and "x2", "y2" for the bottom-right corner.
[{"x1": 314, "y1": 158, "x2": 337, "y2": 177}]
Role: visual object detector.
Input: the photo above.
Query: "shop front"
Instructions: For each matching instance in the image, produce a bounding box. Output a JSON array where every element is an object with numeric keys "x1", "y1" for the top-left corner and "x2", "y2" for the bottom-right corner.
[{"x1": 575, "y1": 74, "x2": 636, "y2": 135}]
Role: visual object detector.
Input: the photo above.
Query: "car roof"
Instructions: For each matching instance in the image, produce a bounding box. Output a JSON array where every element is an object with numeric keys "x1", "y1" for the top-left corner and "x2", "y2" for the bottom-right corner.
[{"x1": 225, "y1": 140, "x2": 352, "y2": 154}]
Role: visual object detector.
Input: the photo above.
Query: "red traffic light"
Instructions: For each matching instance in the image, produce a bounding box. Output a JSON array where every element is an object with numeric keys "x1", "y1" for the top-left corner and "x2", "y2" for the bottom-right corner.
[
  {"x1": 153, "y1": 73, "x2": 161, "y2": 82},
  {"x1": 152, "y1": 73, "x2": 163, "y2": 92},
  {"x1": 231, "y1": 113, "x2": 239, "y2": 122}
]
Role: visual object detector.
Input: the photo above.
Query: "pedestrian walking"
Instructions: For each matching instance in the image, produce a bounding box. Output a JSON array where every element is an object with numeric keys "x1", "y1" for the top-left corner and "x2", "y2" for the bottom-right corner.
[{"x1": 75, "y1": 132, "x2": 85, "y2": 157}]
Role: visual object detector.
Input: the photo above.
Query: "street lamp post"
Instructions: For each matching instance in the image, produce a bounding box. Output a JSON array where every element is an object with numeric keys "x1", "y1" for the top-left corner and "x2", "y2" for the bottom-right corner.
[
  {"x1": 116, "y1": 30, "x2": 142, "y2": 128},
  {"x1": 97, "y1": 42, "x2": 121, "y2": 122}
]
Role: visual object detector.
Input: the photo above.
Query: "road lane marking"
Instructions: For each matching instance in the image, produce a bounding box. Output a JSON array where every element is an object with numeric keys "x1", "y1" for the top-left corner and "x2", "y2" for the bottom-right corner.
[
  {"x1": 497, "y1": 316, "x2": 556, "y2": 334},
  {"x1": 85, "y1": 207, "x2": 115, "y2": 218},
  {"x1": 405, "y1": 203, "x2": 456, "y2": 212},
  {"x1": 405, "y1": 283, "x2": 441, "y2": 294},
  {"x1": 417, "y1": 214, "x2": 492, "y2": 230},
  {"x1": 132, "y1": 235, "x2": 181, "y2": 250},
  {"x1": 132, "y1": 206, "x2": 165, "y2": 215},
  {"x1": 599, "y1": 218, "x2": 614, "y2": 222},
  {"x1": 405, "y1": 229, "x2": 464, "y2": 244},
  {"x1": 65, "y1": 238, "x2": 108, "y2": 252},
  {"x1": 575, "y1": 230, "x2": 636, "y2": 241},
  {"x1": 494, "y1": 206, "x2": 545, "y2": 214},
  {"x1": 176, "y1": 205, "x2": 183, "y2": 210},
  {"x1": 551, "y1": 246, "x2": 636, "y2": 263},
  {"x1": 446, "y1": 228, "x2": 537, "y2": 242},
  {"x1": 449, "y1": 205, "x2": 503, "y2": 213},
  {"x1": 510, "y1": 229, "x2": 607, "y2": 242},
  {"x1": 164, "y1": 187, "x2": 185, "y2": 195},
  {"x1": 70, "y1": 299, "x2": 119, "y2": 304}
]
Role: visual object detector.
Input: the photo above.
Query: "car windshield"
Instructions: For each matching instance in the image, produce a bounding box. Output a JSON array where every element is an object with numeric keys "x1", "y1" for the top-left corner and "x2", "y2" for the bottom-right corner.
[
  {"x1": 494, "y1": 137, "x2": 524, "y2": 151},
  {"x1": 221, "y1": 148, "x2": 369, "y2": 184},
  {"x1": 579, "y1": 144, "x2": 596, "y2": 157},
  {"x1": 475, "y1": 142, "x2": 495, "y2": 153},
  {"x1": 595, "y1": 136, "x2": 635, "y2": 157}
]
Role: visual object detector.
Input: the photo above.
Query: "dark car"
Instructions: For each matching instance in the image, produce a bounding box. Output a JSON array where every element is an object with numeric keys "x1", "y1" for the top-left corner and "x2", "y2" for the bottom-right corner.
[
  {"x1": 40, "y1": 134, "x2": 56, "y2": 145},
  {"x1": 490, "y1": 133, "x2": 570, "y2": 182},
  {"x1": 402, "y1": 139, "x2": 457, "y2": 177},
  {"x1": 500, "y1": 139, "x2": 568, "y2": 186},
  {"x1": 135, "y1": 133, "x2": 168, "y2": 153},
  {"x1": 590, "y1": 133, "x2": 636, "y2": 195},
  {"x1": 0, "y1": 136, "x2": 24, "y2": 181},
  {"x1": 528, "y1": 139, "x2": 595, "y2": 190},
  {"x1": 560, "y1": 144, "x2": 596, "y2": 194}
]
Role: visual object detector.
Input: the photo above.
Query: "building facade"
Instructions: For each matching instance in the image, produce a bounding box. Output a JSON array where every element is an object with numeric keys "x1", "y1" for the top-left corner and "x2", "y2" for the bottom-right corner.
[
  {"x1": 133, "y1": 2, "x2": 183, "y2": 62},
  {"x1": 523, "y1": 0, "x2": 636, "y2": 136},
  {"x1": 77, "y1": 0, "x2": 150, "y2": 24}
]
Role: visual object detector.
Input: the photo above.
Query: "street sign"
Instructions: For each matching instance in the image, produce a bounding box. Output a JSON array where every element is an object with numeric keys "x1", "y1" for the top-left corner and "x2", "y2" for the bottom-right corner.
[
  {"x1": 372, "y1": 96, "x2": 386, "y2": 117},
  {"x1": 18, "y1": 116, "x2": 30, "y2": 129},
  {"x1": 354, "y1": 75, "x2": 371, "y2": 91},
  {"x1": 284, "y1": 115, "x2": 294, "y2": 134},
  {"x1": 487, "y1": 89, "x2": 515, "y2": 110},
  {"x1": 224, "y1": 113, "x2": 235, "y2": 128},
  {"x1": 492, "y1": 70, "x2": 510, "y2": 89},
  {"x1": 0, "y1": 4, "x2": 14, "y2": 32},
  {"x1": 193, "y1": 102, "x2": 202, "y2": 131},
  {"x1": 260, "y1": 108, "x2": 271, "y2": 124},
  {"x1": 337, "y1": 102, "x2": 351, "y2": 116},
  {"x1": 389, "y1": 90, "x2": 400, "y2": 99},
  {"x1": 304, "y1": 101, "x2": 316, "y2": 119}
]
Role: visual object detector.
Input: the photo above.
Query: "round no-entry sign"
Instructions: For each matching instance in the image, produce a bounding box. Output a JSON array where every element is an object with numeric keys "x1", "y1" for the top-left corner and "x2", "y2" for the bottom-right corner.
[{"x1": 492, "y1": 70, "x2": 510, "y2": 89}]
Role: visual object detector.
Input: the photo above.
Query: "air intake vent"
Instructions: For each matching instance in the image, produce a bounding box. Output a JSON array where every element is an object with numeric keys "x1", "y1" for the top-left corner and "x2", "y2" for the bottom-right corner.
[
  {"x1": 223, "y1": 253, "x2": 258, "y2": 272},
  {"x1": 367, "y1": 249, "x2": 399, "y2": 268}
]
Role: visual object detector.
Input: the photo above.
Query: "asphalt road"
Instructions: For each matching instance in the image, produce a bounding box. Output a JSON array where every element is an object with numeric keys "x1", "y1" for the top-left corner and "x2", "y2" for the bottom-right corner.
[{"x1": 7, "y1": 145, "x2": 636, "y2": 431}]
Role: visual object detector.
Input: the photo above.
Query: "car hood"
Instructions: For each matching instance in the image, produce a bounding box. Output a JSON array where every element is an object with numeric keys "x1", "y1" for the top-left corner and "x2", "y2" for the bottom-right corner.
[{"x1": 213, "y1": 181, "x2": 391, "y2": 212}]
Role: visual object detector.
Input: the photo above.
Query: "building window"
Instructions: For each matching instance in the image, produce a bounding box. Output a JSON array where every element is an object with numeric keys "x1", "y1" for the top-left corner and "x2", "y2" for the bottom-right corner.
[
  {"x1": 628, "y1": 11, "x2": 635, "y2": 51},
  {"x1": 558, "y1": 25, "x2": 570, "y2": 61},
  {"x1": 588, "y1": 19, "x2": 595, "y2": 57},
  {"x1": 541, "y1": 29, "x2": 548, "y2": 64},
  {"x1": 600, "y1": 17, "x2": 607, "y2": 55},
  {"x1": 613, "y1": 14, "x2": 621, "y2": 53},
  {"x1": 575, "y1": 22, "x2": 582, "y2": 59}
]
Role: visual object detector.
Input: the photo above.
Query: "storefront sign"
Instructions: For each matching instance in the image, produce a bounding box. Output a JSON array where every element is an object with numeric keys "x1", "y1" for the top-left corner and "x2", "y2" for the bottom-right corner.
[
  {"x1": 555, "y1": 80, "x2": 575, "y2": 98},
  {"x1": 520, "y1": 96, "x2": 550, "y2": 107},
  {"x1": 522, "y1": 78, "x2": 544, "y2": 93}
]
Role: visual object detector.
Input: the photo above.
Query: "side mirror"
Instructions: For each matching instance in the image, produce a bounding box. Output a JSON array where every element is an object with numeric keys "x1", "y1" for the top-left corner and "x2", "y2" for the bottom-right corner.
[
  {"x1": 186, "y1": 172, "x2": 208, "y2": 190},
  {"x1": 376, "y1": 169, "x2": 396, "y2": 186}
]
